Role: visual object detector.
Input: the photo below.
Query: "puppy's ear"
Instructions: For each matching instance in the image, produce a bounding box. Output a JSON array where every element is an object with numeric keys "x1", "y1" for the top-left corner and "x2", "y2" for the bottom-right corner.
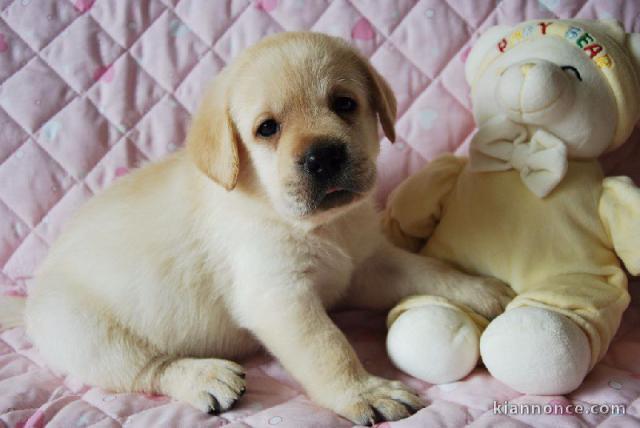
[
  {"x1": 186, "y1": 71, "x2": 240, "y2": 191},
  {"x1": 365, "y1": 63, "x2": 397, "y2": 143}
]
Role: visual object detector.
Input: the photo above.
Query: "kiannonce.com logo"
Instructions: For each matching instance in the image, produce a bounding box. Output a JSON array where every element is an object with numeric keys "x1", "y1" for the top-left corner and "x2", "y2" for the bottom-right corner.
[{"x1": 493, "y1": 400, "x2": 627, "y2": 416}]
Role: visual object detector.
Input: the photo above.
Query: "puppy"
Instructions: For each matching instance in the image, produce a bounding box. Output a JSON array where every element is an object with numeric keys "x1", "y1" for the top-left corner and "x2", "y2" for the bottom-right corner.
[{"x1": 23, "y1": 32, "x2": 513, "y2": 425}]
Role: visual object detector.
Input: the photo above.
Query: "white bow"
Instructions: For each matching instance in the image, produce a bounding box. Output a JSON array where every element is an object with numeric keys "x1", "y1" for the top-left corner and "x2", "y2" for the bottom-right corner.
[{"x1": 469, "y1": 116, "x2": 568, "y2": 198}]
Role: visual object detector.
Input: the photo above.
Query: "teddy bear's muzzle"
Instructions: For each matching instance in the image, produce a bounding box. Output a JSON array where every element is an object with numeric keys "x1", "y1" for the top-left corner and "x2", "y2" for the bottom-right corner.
[{"x1": 497, "y1": 61, "x2": 574, "y2": 117}]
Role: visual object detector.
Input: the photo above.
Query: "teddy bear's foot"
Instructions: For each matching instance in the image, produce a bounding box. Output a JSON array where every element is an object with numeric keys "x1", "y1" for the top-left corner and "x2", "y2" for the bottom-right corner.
[
  {"x1": 480, "y1": 306, "x2": 590, "y2": 395},
  {"x1": 386, "y1": 305, "x2": 480, "y2": 384}
]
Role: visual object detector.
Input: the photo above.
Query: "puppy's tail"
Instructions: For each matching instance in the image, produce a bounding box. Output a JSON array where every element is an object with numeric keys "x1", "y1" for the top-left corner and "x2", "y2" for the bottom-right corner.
[{"x1": 0, "y1": 295, "x2": 26, "y2": 328}]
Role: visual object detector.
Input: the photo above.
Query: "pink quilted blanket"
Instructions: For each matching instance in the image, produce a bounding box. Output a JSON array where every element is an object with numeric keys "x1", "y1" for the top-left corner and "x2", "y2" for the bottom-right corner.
[{"x1": 1, "y1": 0, "x2": 640, "y2": 427}]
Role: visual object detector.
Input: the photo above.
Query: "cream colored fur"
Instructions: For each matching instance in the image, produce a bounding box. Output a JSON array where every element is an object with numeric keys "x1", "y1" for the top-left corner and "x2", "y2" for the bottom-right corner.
[{"x1": 16, "y1": 32, "x2": 513, "y2": 425}]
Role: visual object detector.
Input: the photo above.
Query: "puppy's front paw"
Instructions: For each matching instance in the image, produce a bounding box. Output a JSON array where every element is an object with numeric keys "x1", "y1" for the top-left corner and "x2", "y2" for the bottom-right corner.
[
  {"x1": 160, "y1": 358, "x2": 246, "y2": 414},
  {"x1": 454, "y1": 276, "x2": 515, "y2": 319},
  {"x1": 332, "y1": 375, "x2": 424, "y2": 425}
]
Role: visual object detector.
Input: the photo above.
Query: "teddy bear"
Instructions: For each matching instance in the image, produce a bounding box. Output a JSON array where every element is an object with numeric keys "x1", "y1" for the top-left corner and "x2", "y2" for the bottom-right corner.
[{"x1": 382, "y1": 18, "x2": 640, "y2": 395}]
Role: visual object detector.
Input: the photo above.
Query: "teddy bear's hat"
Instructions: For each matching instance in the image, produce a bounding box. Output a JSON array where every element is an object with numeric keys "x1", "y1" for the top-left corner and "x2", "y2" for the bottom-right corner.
[{"x1": 466, "y1": 19, "x2": 640, "y2": 150}]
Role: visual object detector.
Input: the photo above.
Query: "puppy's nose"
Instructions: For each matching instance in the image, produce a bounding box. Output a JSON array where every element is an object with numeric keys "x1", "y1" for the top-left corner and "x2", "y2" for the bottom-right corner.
[{"x1": 303, "y1": 142, "x2": 348, "y2": 182}]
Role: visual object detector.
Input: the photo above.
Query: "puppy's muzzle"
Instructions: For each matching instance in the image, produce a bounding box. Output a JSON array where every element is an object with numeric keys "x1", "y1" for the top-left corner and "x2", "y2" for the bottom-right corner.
[{"x1": 299, "y1": 140, "x2": 364, "y2": 212}]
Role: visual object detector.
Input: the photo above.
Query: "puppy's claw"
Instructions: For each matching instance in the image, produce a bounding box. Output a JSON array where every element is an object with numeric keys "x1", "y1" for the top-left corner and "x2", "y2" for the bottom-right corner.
[
  {"x1": 390, "y1": 387, "x2": 425, "y2": 413},
  {"x1": 373, "y1": 398, "x2": 411, "y2": 422},
  {"x1": 332, "y1": 375, "x2": 423, "y2": 425},
  {"x1": 370, "y1": 406, "x2": 384, "y2": 425},
  {"x1": 207, "y1": 394, "x2": 221, "y2": 415},
  {"x1": 397, "y1": 398, "x2": 423, "y2": 414}
]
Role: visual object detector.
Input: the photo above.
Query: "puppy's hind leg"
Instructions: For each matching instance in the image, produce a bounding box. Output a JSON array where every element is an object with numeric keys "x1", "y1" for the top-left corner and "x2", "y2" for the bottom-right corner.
[{"x1": 25, "y1": 288, "x2": 246, "y2": 414}]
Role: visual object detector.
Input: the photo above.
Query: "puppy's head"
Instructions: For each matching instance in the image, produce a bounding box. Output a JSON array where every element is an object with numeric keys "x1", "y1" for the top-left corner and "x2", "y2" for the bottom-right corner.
[{"x1": 187, "y1": 32, "x2": 396, "y2": 224}]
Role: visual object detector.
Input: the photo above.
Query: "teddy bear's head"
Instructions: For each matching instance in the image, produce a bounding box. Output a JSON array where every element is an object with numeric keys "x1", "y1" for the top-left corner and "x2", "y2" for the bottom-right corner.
[{"x1": 465, "y1": 19, "x2": 640, "y2": 158}]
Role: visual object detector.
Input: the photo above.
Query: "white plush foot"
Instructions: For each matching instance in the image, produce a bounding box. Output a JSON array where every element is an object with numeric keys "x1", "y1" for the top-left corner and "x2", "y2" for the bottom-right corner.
[
  {"x1": 386, "y1": 305, "x2": 480, "y2": 384},
  {"x1": 480, "y1": 307, "x2": 590, "y2": 395}
]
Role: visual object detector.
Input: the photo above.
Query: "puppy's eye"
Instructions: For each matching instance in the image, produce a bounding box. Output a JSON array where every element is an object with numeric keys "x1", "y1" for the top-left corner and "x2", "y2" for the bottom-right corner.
[
  {"x1": 561, "y1": 65, "x2": 582, "y2": 81},
  {"x1": 332, "y1": 97, "x2": 357, "y2": 114},
  {"x1": 257, "y1": 119, "x2": 279, "y2": 138}
]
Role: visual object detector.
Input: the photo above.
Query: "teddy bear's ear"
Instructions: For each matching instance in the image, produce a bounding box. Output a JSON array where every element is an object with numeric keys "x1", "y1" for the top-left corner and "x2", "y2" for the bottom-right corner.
[
  {"x1": 576, "y1": 19, "x2": 626, "y2": 42},
  {"x1": 465, "y1": 25, "x2": 511, "y2": 85}
]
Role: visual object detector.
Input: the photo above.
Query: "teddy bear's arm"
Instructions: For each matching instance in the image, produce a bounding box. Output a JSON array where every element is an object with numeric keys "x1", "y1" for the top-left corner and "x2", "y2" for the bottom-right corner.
[
  {"x1": 382, "y1": 154, "x2": 466, "y2": 253},
  {"x1": 599, "y1": 176, "x2": 640, "y2": 275}
]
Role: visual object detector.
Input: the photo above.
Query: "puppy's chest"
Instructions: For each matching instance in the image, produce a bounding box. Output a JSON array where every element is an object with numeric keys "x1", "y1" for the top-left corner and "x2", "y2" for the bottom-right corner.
[{"x1": 294, "y1": 235, "x2": 355, "y2": 304}]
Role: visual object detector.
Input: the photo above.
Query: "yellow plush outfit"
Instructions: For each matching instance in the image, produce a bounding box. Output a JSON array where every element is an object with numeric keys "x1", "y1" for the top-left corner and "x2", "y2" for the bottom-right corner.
[
  {"x1": 385, "y1": 155, "x2": 636, "y2": 367},
  {"x1": 383, "y1": 18, "x2": 640, "y2": 395}
]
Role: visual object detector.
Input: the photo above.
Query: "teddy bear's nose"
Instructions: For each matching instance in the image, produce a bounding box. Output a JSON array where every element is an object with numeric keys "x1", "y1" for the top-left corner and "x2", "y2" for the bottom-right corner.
[{"x1": 497, "y1": 61, "x2": 570, "y2": 114}]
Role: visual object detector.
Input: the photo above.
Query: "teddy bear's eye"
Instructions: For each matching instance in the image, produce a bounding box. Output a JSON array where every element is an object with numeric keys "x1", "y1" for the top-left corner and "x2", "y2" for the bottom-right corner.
[{"x1": 561, "y1": 65, "x2": 582, "y2": 81}]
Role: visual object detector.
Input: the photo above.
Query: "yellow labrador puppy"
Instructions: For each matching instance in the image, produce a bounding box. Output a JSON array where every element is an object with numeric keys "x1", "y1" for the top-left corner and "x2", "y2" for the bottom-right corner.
[{"x1": 21, "y1": 33, "x2": 512, "y2": 424}]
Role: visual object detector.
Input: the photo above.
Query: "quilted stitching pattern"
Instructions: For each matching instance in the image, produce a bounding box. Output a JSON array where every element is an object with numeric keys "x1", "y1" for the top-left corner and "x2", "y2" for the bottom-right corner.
[{"x1": 1, "y1": 0, "x2": 640, "y2": 426}]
